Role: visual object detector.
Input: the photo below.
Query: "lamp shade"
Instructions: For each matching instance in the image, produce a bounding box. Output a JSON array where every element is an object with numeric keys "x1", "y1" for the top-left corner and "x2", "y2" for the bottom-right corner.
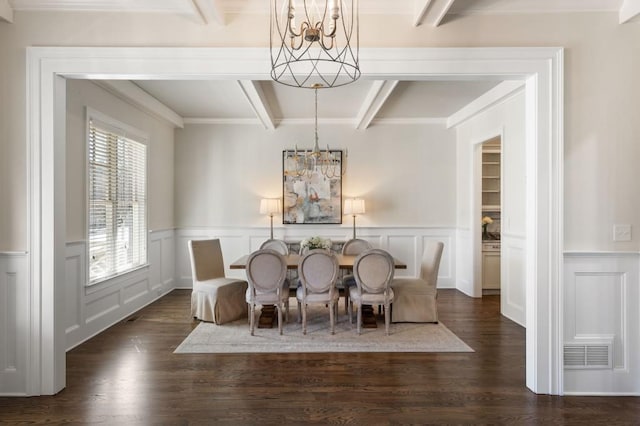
[
  {"x1": 344, "y1": 198, "x2": 365, "y2": 215},
  {"x1": 260, "y1": 198, "x2": 281, "y2": 215}
]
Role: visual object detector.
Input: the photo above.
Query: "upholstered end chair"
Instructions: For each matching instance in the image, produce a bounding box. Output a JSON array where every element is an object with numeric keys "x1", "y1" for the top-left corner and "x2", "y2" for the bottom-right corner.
[
  {"x1": 188, "y1": 239, "x2": 248, "y2": 324},
  {"x1": 390, "y1": 241, "x2": 444, "y2": 323}
]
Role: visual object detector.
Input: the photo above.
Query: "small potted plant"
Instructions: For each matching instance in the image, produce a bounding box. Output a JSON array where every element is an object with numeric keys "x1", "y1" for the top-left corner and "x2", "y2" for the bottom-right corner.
[{"x1": 482, "y1": 216, "x2": 493, "y2": 239}]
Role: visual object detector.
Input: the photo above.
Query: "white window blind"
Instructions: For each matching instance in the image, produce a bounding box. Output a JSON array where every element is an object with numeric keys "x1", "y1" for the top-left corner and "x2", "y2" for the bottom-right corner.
[{"x1": 88, "y1": 117, "x2": 147, "y2": 285}]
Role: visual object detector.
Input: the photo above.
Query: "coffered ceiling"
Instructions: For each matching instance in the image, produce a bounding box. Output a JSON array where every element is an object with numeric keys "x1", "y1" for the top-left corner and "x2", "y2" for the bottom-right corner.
[{"x1": 2, "y1": 0, "x2": 637, "y2": 128}]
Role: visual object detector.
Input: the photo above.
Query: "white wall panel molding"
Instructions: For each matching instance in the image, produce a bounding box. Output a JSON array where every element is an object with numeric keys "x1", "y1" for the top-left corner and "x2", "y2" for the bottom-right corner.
[
  {"x1": 501, "y1": 234, "x2": 526, "y2": 326},
  {"x1": 455, "y1": 228, "x2": 474, "y2": 297},
  {"x1": 563, "y1": 252, "x2": 640, "y2": 395},
  {"x1": 175, "y1": 226, "x2": 456, "y2": 288},
  {"x1": 64, "y1": 230, "x2": 175, "y2": 351},
  {"x1": 0, "y1": 252, "x2": 28, "y2": 396}
]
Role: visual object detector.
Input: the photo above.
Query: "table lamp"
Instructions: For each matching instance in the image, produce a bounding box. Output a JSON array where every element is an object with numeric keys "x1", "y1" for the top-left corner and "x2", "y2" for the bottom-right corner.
[
  {"x1": 260, "y1": 198, "x2": 281, "y2": 239},
  {"x1": 344, "y1": 198, "x2": 365, "y2": 239}
]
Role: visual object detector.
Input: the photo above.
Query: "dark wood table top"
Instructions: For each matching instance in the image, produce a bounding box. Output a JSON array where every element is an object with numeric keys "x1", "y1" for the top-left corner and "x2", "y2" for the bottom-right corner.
[{"x1": 230, "y1": 253, "x2": 406, "y2": 270}]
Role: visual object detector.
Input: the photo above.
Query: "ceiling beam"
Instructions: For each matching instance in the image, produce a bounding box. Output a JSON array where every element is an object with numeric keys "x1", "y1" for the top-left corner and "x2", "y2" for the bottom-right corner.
[
  {"x1": 94, "y1": 81, "x2": 184, "y2": 129},
  {"x1": 413, "y1": 0, "x2": 433, "y2": 27},
  {"x1": 414, "y1": 0, "x2": 456, "y2": 27},
  {"x1": 355, "y1": 80, "x2": 399, "y2": 130},
  {"x1": 0, "y1": 0, "x2": 13, "y2": 23},
  {"x1": 446, "y1": 80, "x2": 525, "y2": 129},
  {"x1": 620, "y1": 0, "x2": 640, "y2": 24},
  {"x1": 237, "y1": 80, "x2": 276, "y2": 130},
  {"x1": 191, "y1": 0, "x2": 225, "y2": 25}
]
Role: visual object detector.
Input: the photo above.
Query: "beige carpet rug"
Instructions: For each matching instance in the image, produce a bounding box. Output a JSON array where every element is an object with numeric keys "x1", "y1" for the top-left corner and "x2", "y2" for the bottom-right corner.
[{"x1": 174, "y1": 303, "x2": 473, "y2": 354}]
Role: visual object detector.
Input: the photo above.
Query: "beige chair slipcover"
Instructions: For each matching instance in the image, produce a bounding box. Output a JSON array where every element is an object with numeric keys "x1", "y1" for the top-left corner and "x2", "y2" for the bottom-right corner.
[
  {"x1": 245, "y1": 249, "x2": 290, "y2": 335},
  {"x1": 296, "y1": 249, "x2": 340, "y2": 335},
  {"x1": 390, "y1": 241, "x2": 444, "y2": 323},
  {"x1": 188, "y1": 239, "x2": 248, "y2": 324},
  {"x1": 349, "y1": 249, "x2": 395, "y2": 335}
]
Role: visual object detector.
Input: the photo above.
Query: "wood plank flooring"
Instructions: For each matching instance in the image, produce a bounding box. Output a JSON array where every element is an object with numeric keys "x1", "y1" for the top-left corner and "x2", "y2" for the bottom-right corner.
[{"x1": 1, "y1": 289, "x2": 639, "y2": 424}]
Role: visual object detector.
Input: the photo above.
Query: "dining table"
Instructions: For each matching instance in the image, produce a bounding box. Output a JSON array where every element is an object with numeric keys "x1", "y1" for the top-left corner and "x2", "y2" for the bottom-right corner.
[{"x1": 230, "y1": 252, "x2": 406, "y2": 329}]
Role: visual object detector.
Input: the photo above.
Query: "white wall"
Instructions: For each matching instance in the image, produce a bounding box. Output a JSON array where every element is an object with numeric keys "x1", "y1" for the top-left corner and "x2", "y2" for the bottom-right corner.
[
  {"x1": 455, "y1": 91, "x2": 527, "y2": 326},
  {"x1": 0, "y1": 252, "x2": 29, "y2": 395},
  {"x1": 64, "y1": 230, "x2": 175, "y2": 351},
  {"x1": 1, "y1": 10, "x2": 640, "y2": 396},
  {"x1": 2, "y1": 12, "x2": 640, "y2": 251},
  {"x1": 62, "y1": 80, "x2": 176, "y2": 350},
  {"x1": 174, "y1": 122, "x2": 456, "y2": 229},
  {"x1": 173, "y1": 122, "x2": 458, "y2": 293},
  {"x1": 66, "y1": 80, "x2": 175, "y2": 239}
]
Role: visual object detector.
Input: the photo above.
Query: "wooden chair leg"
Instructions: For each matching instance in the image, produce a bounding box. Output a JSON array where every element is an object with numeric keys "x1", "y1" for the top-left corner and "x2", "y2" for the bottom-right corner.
[
  {"x1": 250, "y1": 304, "x2": 256, "y2": 336},
  {"x1": 330, "y1": 301, "x2": 335, "y2": 335},
  {"x1": 302, "y1": 304, "x2": 307, "y2": 335},
  {"x1": 385, "y1": 302, "x2": 390, "y2": 336}
]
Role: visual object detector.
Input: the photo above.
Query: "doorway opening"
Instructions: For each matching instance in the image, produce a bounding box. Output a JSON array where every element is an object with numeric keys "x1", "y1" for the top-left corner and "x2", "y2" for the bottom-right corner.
[
  {"x1": 26, "y1": 46, "x2": 564, "y2": 396},
  {"x1": 480, "y1": 136, "x2": 502, "y2": 297}
]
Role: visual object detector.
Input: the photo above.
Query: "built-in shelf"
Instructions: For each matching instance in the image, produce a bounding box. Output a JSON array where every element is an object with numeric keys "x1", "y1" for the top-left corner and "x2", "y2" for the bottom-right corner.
[{"x1": 482, "y1": 146, "x2": 501, "y2": 212}]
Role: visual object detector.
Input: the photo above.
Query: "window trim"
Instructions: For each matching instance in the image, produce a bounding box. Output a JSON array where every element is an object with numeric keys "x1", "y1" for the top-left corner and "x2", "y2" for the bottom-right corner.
[{"x1": 85, "y1": 107, "x2": 149, "y2": 286}]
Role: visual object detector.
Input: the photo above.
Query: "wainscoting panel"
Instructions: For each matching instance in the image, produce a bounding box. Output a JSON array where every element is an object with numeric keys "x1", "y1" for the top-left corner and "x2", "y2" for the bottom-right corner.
[
  {"x1": 0, "y1": 252, "x2": 29, "y2": 395},
  {"x1": 501, "y1": 233, "x2": 526, "y2": 326},
  {"x1": 175, "y1": 227, "x2": 456, "y2": 288},
  {"x1": 64, "y1": 229, "x2": 175, "y2": 351},
  {"x1": 564, "y1": 252, "x2": 640, "y2": 395},
  {"x1": 455, "y1": 228, "x2": 473, "y2": 296}
]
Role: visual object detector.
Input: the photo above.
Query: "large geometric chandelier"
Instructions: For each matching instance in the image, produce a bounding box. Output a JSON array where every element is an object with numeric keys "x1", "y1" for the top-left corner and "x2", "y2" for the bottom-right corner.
[
  {"x1": 270, "y1": 0, "x2": 360, "y2": 88},
  {"x1": 285, "y1": 84, "x2": 346, "y2": 179}
]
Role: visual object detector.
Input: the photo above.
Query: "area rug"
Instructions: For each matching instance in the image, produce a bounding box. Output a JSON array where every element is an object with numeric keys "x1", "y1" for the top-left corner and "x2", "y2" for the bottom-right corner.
[{"x1": 174, "y1": 303, "x2": 473, "y2": 354}]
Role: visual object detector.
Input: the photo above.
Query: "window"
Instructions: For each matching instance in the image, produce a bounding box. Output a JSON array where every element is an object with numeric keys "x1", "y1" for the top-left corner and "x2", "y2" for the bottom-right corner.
[{"x1": 87, "y1": 111, "x2": 147, "y2": 285}]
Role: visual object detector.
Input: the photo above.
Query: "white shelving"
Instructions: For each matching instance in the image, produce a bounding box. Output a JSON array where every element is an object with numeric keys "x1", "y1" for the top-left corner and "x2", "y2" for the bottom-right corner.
[{"x1": 482, "y1": 148, "x2": 501, "y2": 212}]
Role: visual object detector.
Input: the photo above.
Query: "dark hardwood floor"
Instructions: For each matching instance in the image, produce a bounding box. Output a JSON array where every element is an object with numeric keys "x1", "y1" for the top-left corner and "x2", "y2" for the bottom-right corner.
[{"x1": 1, "y1": 289, "x2": 639, "y2": 424}]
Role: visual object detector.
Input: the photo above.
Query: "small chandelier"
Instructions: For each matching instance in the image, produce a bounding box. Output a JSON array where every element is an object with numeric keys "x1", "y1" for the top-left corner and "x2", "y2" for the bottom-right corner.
[
  {"x1": 285, "y1": 84, "x2": 346, "y2": 179},
  {"x1": 270, "y1": 0, "x2": 360, "y2": 88}
]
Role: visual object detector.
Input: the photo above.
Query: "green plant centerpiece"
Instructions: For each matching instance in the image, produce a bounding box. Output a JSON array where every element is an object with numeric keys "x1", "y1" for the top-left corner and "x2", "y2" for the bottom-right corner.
[{"x1": 300, "y1": 236, "x2": 332, "y2": 251}]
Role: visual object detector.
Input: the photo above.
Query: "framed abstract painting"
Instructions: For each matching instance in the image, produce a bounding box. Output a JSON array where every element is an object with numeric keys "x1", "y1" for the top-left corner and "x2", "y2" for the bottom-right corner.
[{"x1": 282, "y1": 149, "x2": 342, "y2": 224}]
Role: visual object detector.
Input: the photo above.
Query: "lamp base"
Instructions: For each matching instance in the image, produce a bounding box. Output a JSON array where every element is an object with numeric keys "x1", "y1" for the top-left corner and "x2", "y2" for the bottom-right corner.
[{"x1": 352, "y1": 215, "x2": 357, "y2": 240}]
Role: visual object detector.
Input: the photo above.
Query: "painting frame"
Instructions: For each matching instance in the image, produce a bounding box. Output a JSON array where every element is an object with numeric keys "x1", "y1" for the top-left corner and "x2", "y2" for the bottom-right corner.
[{"x1": 282, "y1": 149, "x2": 343, "y2": 224}]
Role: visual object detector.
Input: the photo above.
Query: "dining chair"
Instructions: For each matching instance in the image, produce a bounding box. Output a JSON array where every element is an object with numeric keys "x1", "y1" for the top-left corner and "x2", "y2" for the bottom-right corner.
[
  {"x1": 188, "y1": 239, "x2": 248, "y2": 324},
  {"x1": 340, "y1": 238, "x2": 372, "y2": 316},
  {"x1": 260, "y1": 238, "x2": 289, "y2": 255},
  {"x1": 296, "y1": 249, "x2": 340, "y2": 334},
  {"x1": 245, "y1": 249, "x2": 290, "y2": 335},
  {"x1": 349, "y1": 249, "x2": 395, "y2": 335},
  {"x1": 390, "y1": 241, "x2": 444, "y2": 323}
]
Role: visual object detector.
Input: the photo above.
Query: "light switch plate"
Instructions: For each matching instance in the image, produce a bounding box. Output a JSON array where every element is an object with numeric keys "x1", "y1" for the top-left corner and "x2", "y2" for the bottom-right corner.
[{"x1": 613, "y1": 224, "x2": 632, "y2": 242}]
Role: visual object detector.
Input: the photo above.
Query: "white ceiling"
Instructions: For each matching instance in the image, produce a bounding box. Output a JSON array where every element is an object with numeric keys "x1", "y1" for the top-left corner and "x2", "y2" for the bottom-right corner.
[{"x1": 3, "y1": 0, "x2": 636, "y2": 128}]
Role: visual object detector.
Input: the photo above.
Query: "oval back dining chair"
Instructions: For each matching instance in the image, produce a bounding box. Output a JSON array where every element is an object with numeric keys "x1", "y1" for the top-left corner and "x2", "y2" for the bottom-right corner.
[
  {"x1": 260, "y1": 239, "x2": 289, "y2": 256},
  {"x1": 350, "y1": 249, "x2": 395, "y2": 335},
  {"x1": 297, "y1": 249, "x2": 340, "y2": 335},
  {"x1": 341, "y1": 238, "x2": 372, "y2": 316},
  {"x1": 245, "y1": 249, "x2": 289, "y2": 335}
]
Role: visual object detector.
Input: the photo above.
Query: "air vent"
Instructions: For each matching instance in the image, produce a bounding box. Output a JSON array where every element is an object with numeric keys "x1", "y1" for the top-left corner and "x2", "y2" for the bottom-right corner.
[{"x1": 564, "y1": 342, "x2": 612, "y2": 369}]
